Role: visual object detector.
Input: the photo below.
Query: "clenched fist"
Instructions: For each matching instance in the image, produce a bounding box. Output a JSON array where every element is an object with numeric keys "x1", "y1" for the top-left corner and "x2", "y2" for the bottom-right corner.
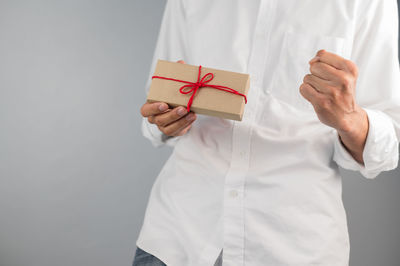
[
  {"x1": 140, "y1": 60, "x2": 197, "y2": 137},
  {"x1": 300, "y1": 50, "x2": 369, "y2": 164}
]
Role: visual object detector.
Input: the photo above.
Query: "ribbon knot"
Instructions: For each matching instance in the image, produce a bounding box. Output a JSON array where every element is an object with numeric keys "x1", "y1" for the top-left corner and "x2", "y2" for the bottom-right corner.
[{"x1": 152, "y1": 65, "x2": 247, "y2": 112}]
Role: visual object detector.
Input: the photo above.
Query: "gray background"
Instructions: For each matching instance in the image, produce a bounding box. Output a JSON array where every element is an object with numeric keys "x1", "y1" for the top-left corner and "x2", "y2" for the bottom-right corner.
[{"x1": 0, "y1": 1, "x2": 398, "y2": 266}]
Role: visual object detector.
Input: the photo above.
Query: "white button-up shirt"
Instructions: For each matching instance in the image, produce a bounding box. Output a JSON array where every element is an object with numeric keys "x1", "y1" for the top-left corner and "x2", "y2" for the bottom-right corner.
[{"x1": 137, "y1": 0, "x2": 400, "y2": 265}]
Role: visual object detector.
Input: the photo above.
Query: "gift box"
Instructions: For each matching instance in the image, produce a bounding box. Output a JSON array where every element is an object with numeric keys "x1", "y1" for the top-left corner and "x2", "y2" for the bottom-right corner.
[{"x1": 146, "y1": 60, "x2": 250, "y2": 121}]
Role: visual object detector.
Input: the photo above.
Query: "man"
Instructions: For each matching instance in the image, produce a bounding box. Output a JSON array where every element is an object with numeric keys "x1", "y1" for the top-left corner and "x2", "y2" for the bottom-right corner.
[{"x1": 134, "y1": 0, "x2": 400, "y2": 265}]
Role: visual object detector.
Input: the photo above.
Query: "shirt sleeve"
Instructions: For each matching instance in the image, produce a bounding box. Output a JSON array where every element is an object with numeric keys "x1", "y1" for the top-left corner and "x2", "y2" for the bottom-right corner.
[
  {"x1": 333, "y1": 0, "x2": 400, "y2": 179},
  {"x1": 141, "y1": 0, "x2": 188, "y2": 148}
]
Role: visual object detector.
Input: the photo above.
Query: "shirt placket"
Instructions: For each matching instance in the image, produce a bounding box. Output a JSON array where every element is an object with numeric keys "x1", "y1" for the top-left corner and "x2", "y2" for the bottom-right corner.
[{"x1": 222, "y1": 0, "x2": 275, "y2": 265}]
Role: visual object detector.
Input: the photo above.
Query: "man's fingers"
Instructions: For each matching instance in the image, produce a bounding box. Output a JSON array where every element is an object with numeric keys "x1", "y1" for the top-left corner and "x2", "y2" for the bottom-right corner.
[
  {"x1": 140, "y1": 59, "x2": 184, "y2": 118},
  {"x1": 143, "y1": 61, "x2": 190, "y2": 136},
  {"x1": 299, "y1": 82, "x2": 323, "y2": 105},
  {"x1": 161, "y1": 112, "x2": 197, "y2": 136},
  {"x1": 309, "y1": 61, "x2": 341, "y2": 82},
  {"x1": 176, "y1": 124, "x2": 193, "y2": 136},
  {"x1": 147, "y1": 115, "x2": 157, "y2": 124},
  {"x1": 141, "y1": 102, "x2": 169, "y2": 117},
  {"x1": 313, "y1": 50, "x2": 346, "y2": 70},
  {"x1": 153, "y1": 106, "x2": 190, "y2": 127},
  {"x1": 311, "y1": 50, "x2": 355, "y2": 73},
  {"x1": 303, "y1": 74, "x2": 332, "y2": 94}
]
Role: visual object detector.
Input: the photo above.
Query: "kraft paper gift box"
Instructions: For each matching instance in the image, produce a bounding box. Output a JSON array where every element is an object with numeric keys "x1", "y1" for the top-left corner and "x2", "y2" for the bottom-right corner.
[{"x1": 146, "y1": 60, "x2": 250, "y2": 121}]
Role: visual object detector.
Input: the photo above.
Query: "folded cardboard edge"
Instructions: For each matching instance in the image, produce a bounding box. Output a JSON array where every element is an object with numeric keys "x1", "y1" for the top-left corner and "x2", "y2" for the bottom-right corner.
[
  {"x1": 157, "y1": 59, "x2": 250, "y2": 80},
  {"x1": 147, "y1": 99, "x2": 243, "y2": 121}
]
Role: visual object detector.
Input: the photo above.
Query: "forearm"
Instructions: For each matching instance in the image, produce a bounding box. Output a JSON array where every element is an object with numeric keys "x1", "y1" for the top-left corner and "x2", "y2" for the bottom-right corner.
[{"x1": 337, "y1": 106, "x2": 369, "y2": 164}]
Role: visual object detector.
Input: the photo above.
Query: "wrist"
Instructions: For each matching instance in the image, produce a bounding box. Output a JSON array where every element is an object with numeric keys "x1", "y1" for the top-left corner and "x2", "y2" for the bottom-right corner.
[
  {"x1": 337, "y1": 105, "x2": 368, "y2": 138},
  {"x1": 336, "y1": 105, "x2": 369, "y2": 164}
]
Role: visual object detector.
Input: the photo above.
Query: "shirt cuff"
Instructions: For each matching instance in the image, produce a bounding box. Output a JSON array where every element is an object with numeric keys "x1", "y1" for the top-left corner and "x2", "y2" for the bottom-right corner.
[
  {"x1": 141, "y1": 117, "x2": 181, "y2": 148},
  {"x1": 333, "y1": 108, "x2": 399, "y2": 179}
]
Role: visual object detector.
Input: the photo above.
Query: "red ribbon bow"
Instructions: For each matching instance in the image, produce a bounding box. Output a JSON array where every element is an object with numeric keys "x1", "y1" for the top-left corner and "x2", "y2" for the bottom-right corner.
[{"x1": 152, "y1": 65, "x2": 247, "y2": 112}]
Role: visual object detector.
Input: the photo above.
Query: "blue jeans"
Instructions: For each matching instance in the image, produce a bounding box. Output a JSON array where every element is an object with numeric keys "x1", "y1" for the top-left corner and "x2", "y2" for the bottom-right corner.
[
  {"x1": 132, "y1": 247, "x2": 166, "y2": 266},
  {"x1": 132, "y1": 246, "x2": 223, "y2": 266}
]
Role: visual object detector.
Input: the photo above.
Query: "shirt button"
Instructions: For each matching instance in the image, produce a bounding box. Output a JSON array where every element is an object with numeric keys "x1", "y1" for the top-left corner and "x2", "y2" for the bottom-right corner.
[
  {"x1": 240, "y1": 151, "x2": 245, "y2": 157},
  {"x1": 229, "y1": 189, "x2": 238, "y2": 198},
  {"x1": 384, "y1": 148, "x2": 389, "y2": 153},
  {"x1": 266, "y1": 90, "x2": 271, "y2": 95}
]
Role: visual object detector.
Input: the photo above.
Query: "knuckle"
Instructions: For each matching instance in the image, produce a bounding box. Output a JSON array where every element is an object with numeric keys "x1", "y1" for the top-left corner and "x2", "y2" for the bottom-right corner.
[
  {"x1": 179, "y1": 116, "x2": 191, "y2": 127},
  {"x1": 343, "y1": 59, "x2": 352, "y2": 68},
  {"x1": 344, "y1": 59, "x2": 356, "y2": 71},
  {"x1": 154, "y1": 116, "x2": 164, "y2": 126},
  {"x1": 299, "y1": 83, "x2": 304, "y2": 92},
  {"x1": 309, "y1": 63, "x2": 317, "y2": 73},
  {"x1": 140, "y1": 104, "x2": 147, "y2": 117},
  {"x1": 299, "y1": 83, "x2": 306, "y2": 94},
  {"x1": 167, "y1": 119, "x2": 187, "y2": 137},
  {"x1": 317, "y1": 49, "x2": 326, "y2": 57},
  {"x1": 303, "y1": 74, "x2": 311, "y2": 83},
  {"x1": 310, "y1": 62, "x2": 321, "y2": 74},
  {"x1": 147, "y1": 116, "x2": 155, "y2": 124},
  {"x1": 299, "y1": 84, "x2": 312, "y2": 100},
  {"x1": 331, "y1": 89, "x2": 341, "y2": 101},
  {"x1": 348, "y1": 61, "x2": 358, "y2": 76},
  {"x1": 180, "y1": 115, "x2": 195, "y2": 129},
  {"x1": 173, "y1": 112, "x2": 185, "y2": 122},
  {"x1": 163, "y1": 127, "x2": 174, "y2": 136},
  {"x1": 340, "y1": 76, "x2": 352, "y2": 90},
  {"x1": 353, "y1": 65, "x2": 359, "y2": 77},
  {"x1": 299, "y1": 82, "x2": 309, "y2": 93}
]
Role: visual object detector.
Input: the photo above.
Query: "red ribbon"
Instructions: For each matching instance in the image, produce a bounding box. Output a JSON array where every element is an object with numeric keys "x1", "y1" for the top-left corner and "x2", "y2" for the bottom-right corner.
[{"x1": 152, "y1": 65, "x2": 247, "y2": 112}]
